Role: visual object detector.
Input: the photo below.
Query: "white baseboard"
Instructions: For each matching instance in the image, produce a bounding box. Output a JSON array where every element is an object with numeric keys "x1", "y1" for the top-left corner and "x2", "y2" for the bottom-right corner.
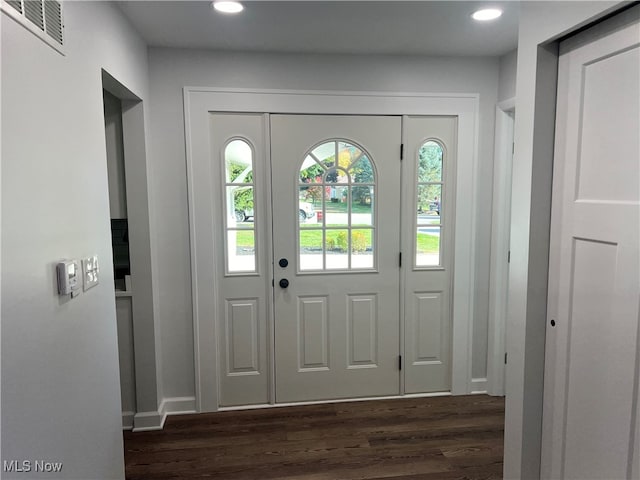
[
  {"x1": 471, "y1": 377, "x2": 488, "y2": 394},
  {"x1": 161, "y1": 396, "x2": 197, "y2": 416},
  {"x1": 122, "y1": 411, "x2": 135, "y2": 431},
  {"x1": 130, "y1": 396, "x2": 196, "y2": 432},
  {"x1": 132, "y1": 409, "x2": 166, "y2": 432},
  {"x1": 219, "y1": 391, "x2": 452, "y2": 412}
]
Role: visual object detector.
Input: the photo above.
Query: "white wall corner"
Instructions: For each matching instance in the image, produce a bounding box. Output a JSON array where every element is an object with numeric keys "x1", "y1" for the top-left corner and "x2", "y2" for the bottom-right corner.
[
  {"x1": 498, "y1": 97, "x2": 516, "y2": 112},
  {"x1": 131, "y1": 397, "x2": 196, "y2": 432},
  {"x1": 122, "y1": 411, "x2": 135, "y2": 431},
  {"x1": 471, "y1": 377, "x2": 488, "y2": 394},
  {"x1": 487, "y1": 103, "x2": 514, "y2": 398},
  {"x1": 132, "y1": 409, "x2": 166, "y2": 432}
]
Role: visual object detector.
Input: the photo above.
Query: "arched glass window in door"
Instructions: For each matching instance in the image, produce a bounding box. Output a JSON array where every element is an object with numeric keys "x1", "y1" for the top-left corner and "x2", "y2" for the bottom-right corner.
[
  {"x1": 298, "y1": 140, "x2": 376, "y2": 271},
  {"x1": 224, "y1": 139, "x2": 257, "y2": 273},
  {"x1": 415, "y1": 140, "x2": 444, "y2": 267}
]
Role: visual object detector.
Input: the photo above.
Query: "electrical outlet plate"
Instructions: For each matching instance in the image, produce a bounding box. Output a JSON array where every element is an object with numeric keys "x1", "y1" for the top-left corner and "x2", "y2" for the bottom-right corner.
[{"x1": 82, "y1": 255, "x2": 99, "y2": 291}]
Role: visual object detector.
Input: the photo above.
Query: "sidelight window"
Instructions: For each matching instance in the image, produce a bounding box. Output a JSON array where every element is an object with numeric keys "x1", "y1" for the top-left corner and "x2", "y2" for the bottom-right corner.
[
  {"x1": 224, "y1": 138, "x2": 257, "y2": 273},
  {"x1": 415, "y1": 140, "x2": 444, "y2": 267}
]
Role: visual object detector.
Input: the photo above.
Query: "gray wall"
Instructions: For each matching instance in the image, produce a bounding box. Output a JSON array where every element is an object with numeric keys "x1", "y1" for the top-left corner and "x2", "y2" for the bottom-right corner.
[
  {"x1": 146, "y1": 48, "x2": 500, "y2": 398},
  {"x1": 1, "y1": 2, "x2": 149, "y2": 478},
  {"x1": 104, "y1": 91, "x2": 128, "y2": 219},
  {"x1": 498, "y1": 49, "x2": 518, "y2": 103}
]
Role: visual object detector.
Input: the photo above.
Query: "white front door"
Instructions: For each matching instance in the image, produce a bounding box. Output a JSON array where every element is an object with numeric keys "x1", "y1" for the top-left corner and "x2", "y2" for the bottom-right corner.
[
  {"x1": 270, "y1": 115, "x2": 402, "y2": 402},
  {"x1": 542, "y1": 10, "x2": 640, "y2": 479}
]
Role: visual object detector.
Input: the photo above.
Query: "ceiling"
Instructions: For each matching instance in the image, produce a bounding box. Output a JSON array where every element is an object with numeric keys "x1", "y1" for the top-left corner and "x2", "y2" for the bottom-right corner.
[{"x1": 117, "y1": 1, "x2": 520, "y2": 57}]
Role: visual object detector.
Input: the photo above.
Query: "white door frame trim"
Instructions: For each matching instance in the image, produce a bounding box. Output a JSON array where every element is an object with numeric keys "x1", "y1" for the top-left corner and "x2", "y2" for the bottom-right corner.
[
  {"x1": 487, "y1": 97, "x2": 515, "y2": 396},
  {"x1": 183, "y1": 87, "x2": 479, "y2": 412}
]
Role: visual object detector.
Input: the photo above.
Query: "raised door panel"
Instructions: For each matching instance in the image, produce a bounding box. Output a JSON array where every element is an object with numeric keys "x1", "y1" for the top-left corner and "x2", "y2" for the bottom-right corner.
[
  {"x1": 415, "y1": 292, "x2": 443, "y2": 364},
  {"x1": 564, "y1": 240, "x2": 636, "y2": 479},
  {"x1": 225, "y1": 299, "x2": 259, "y2": 374},
  {"x1": 298, "y1": 297, "x2": 329, "y2": 370},
  {"x1": 577, "y1": 47, "x2": 639, "y2": 202},
  {"x1": 347, "y1": 294, "x2": 378, "y2": 368}
]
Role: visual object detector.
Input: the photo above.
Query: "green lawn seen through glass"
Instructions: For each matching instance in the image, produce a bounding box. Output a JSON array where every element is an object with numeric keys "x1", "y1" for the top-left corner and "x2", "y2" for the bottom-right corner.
[
  {"x1": 324, "y1": 202, "x2": 372, "y2": 214},
  {"x1": 415, "y1": 233, "x2": 440, "y2": 255},
  {"x1": 233, "y1": 230, "x2": 440, "y2": 254}
]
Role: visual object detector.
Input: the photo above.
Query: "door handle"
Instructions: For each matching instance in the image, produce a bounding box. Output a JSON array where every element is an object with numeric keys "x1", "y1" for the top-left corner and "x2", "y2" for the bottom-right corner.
[
  {"x1": 279, "y1": 278, "x2": 290, "y2": 289},
  {"x1": 279, "y1": 258, "x2": 288, "y2": 268}
]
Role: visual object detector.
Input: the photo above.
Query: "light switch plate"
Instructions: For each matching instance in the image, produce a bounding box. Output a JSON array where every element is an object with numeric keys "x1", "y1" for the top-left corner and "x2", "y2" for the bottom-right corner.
[{"x1": 82, "y1": 255, "x2": 99, "y2": 291}]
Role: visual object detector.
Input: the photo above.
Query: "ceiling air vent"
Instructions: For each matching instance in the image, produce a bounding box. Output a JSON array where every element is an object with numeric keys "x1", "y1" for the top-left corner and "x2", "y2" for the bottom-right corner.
[
  {"x1": 1, "y1": 0, "x2": 65, "y2": 52},
  {"x1": 6, "y1": 0, "x2": 22, "y2": 13},
  {"x1": 44, "y1": 0, "x2": 62, "y2": 44},
  {"x1": 24, "y1": 0, "x2": 44, "y2": 31}
]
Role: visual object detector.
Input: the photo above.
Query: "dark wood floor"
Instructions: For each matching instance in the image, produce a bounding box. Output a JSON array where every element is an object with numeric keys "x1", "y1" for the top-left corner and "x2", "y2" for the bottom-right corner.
[{"x1": 124, "y1": 395, "x2": 505, "y2": 480}]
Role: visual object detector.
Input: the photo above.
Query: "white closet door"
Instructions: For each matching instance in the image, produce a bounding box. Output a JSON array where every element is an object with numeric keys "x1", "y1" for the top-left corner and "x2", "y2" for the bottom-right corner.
[{"x1": 542, "y1": 10, "x2": 639, "y2": 479}]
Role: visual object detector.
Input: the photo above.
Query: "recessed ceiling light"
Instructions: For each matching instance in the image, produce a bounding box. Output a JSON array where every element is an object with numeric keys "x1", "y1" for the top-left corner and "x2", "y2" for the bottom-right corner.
[
  {"x1": 472, "y1": 8, "x2": 503, "y2": 21},
  {"x1": 213, "y1": 1, "x2": 244, "y2": 14}
]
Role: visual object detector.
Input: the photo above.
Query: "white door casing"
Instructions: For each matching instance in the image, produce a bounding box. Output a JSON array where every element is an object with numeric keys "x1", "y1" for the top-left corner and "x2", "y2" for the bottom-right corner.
[
  {"x1": 184, "y1": 89, "x2": 479, "y2": 411},
  {"x1": 487, "y1": 100, "x2": 515, "y2": 397},
  {"x1": 271, "y1": 115, "x2": 402, "y2": 402},
  {"x1": 541, "y1": 10, "x2": 640, "y2": 480}
]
